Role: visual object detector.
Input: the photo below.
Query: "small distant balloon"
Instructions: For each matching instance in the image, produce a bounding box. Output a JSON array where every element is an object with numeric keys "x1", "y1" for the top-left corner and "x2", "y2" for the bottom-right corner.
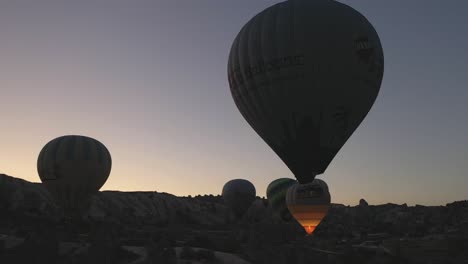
[
  {"x1": 222, "y1": 179, "x2": 256, "y2": 218},
  {"x1": 266, "y1": 178, "x2": 297, "y2": 221},
  {"x1": 37, "y1": 135, "x2": 112, "y2": 216},
  {"x1": 286, "y1": 179, "x2": 331, "y2": 235}
]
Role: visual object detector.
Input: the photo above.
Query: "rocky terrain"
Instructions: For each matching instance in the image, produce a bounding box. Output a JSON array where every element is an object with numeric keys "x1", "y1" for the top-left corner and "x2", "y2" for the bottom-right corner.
[{"x1": 1, "y1": 173, "x2": 468, "y2": 264}]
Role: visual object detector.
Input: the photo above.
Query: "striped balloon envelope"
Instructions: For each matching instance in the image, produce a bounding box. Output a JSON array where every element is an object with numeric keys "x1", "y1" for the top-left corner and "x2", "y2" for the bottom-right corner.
[
  {"x1": 227, "y1": 0, "x2": 384, "y2": 184},
  {"x1": 286, "y1": 179, "x2": 330, "y2": 235},
  {"x1": 266, "y1": 178, "x2": 297, "y2": 221},
  {"x1": 37, "y1": 135, "x2": 112, "y2": 216}
]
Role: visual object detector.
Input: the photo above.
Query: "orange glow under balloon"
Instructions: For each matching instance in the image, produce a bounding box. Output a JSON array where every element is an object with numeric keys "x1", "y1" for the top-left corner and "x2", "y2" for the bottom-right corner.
[
  {"x1": 304, "y1": 226, "x2": 316, "y2": 235},
  {"x1": 288, "y1": 204, "x2": 329, "y2": 235}
]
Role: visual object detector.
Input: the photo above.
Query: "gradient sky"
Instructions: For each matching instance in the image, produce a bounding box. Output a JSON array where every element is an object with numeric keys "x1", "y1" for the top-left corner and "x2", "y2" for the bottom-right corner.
[{"x1": 1, "y1": 0, "x2": 467, "y2": 206}]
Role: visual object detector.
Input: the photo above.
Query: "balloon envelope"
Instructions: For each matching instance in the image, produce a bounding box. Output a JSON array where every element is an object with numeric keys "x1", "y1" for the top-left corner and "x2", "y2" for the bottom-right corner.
[
  {"x1": 228, "y1": 0, "x2": 384, "y2": 183},
  {"x1": 266, "y1": 178, "x2": 297, "y2": 221},
  {"x1": 286, "y1": 179, "x2": 331, "y2": 235},
  {"x1": 37, "y1": 135, "x2": 112, "y2": 215},
  {"x1": 222, "y1": 179, "x2": 256, "y2": 218}
]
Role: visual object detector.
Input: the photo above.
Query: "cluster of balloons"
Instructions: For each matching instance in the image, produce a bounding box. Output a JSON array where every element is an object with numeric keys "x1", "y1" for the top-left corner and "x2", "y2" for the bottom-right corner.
[
  {"x1": 228, "y1": 0, "x2": 384, "y2": 235},
  {"x1": 267, "y1": 178, "x2": 331, "y2": 235},
  {"x1": 222, "y1": 177, "x2": 330, "y2": 236}
]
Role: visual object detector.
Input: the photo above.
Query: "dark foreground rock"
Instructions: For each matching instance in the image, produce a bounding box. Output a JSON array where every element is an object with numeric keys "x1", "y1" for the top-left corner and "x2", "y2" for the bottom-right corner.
[{"x1": 1, "y1": 174, "x2": 467, "y2": 264}]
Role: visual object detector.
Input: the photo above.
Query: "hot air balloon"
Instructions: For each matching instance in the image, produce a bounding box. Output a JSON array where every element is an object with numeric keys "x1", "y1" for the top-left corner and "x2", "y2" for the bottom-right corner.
[
  {"x1": 222, "y1": 179, "x2": 256, "y2": 218},
  {"x1": 286, "y1": 179, "x2": 330, "y2": 235},
  {"x1": 266, "y1": 178, "x2": 297, "y2": 221},
  {"x1": 227, "y1": 0, "x2": 384, "y2": 184},
  {"x1": 37, "y1": 135, "x2": 112, "y2": 217}
]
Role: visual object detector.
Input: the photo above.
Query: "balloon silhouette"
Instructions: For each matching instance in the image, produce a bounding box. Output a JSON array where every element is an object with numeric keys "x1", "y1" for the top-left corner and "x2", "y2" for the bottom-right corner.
[
  {"x1": 228, "y1": 0, "x2": 384, "y2": 183},
  {"x1": 286, "y1": 179, "x2": 330, "y2": 235},
  {"x1": 266, "y1": 178, "x2": 297, "y2": 221},
  {"x1": 37, "y1": 135, "x2": 112, "y2": 216},
  {"x1": 222, "y1": 179, "x2": 256, "y2": 218}
]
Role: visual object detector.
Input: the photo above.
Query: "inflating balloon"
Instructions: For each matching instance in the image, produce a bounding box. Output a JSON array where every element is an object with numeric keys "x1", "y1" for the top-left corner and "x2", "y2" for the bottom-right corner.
[
  {"x1": 286, "y1": 179, "x2": 331, "y2": 235},
  {"x1": 266, "y1": 178, "x2": 297, "y2": 221},
  {"x1": 228, "y1": 0, "x2": 384, "y2": 183},
  {"x1": 37, "y1": 135, "x2": 112, "y2": 216},
  {"x1": 222, "y1": 179, "x2": 256, "y2": 218}
]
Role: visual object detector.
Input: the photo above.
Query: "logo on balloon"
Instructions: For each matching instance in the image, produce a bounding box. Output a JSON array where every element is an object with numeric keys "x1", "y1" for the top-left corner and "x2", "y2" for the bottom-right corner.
[
  {"x1": 228, "y1": 55, "x2": 305, "y2": 88},
  {"x1": 354, "y1": 36, "x2": 374, "y2": 64}
]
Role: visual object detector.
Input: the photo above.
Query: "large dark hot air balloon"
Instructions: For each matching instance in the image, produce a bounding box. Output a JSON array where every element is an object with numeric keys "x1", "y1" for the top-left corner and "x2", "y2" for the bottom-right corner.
[
  {"x1": 228, "y1": 0, "x2": 384, "y2": 184},
  {"x1": 222, "y1": 179, "x2": 256, "y2": 218},
  {"x1": 286, "y1": 179, "x2": 330, "y2": 235},
  {"x1": 37, "y1": 135, "x2": 112, "y2": 217}
]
